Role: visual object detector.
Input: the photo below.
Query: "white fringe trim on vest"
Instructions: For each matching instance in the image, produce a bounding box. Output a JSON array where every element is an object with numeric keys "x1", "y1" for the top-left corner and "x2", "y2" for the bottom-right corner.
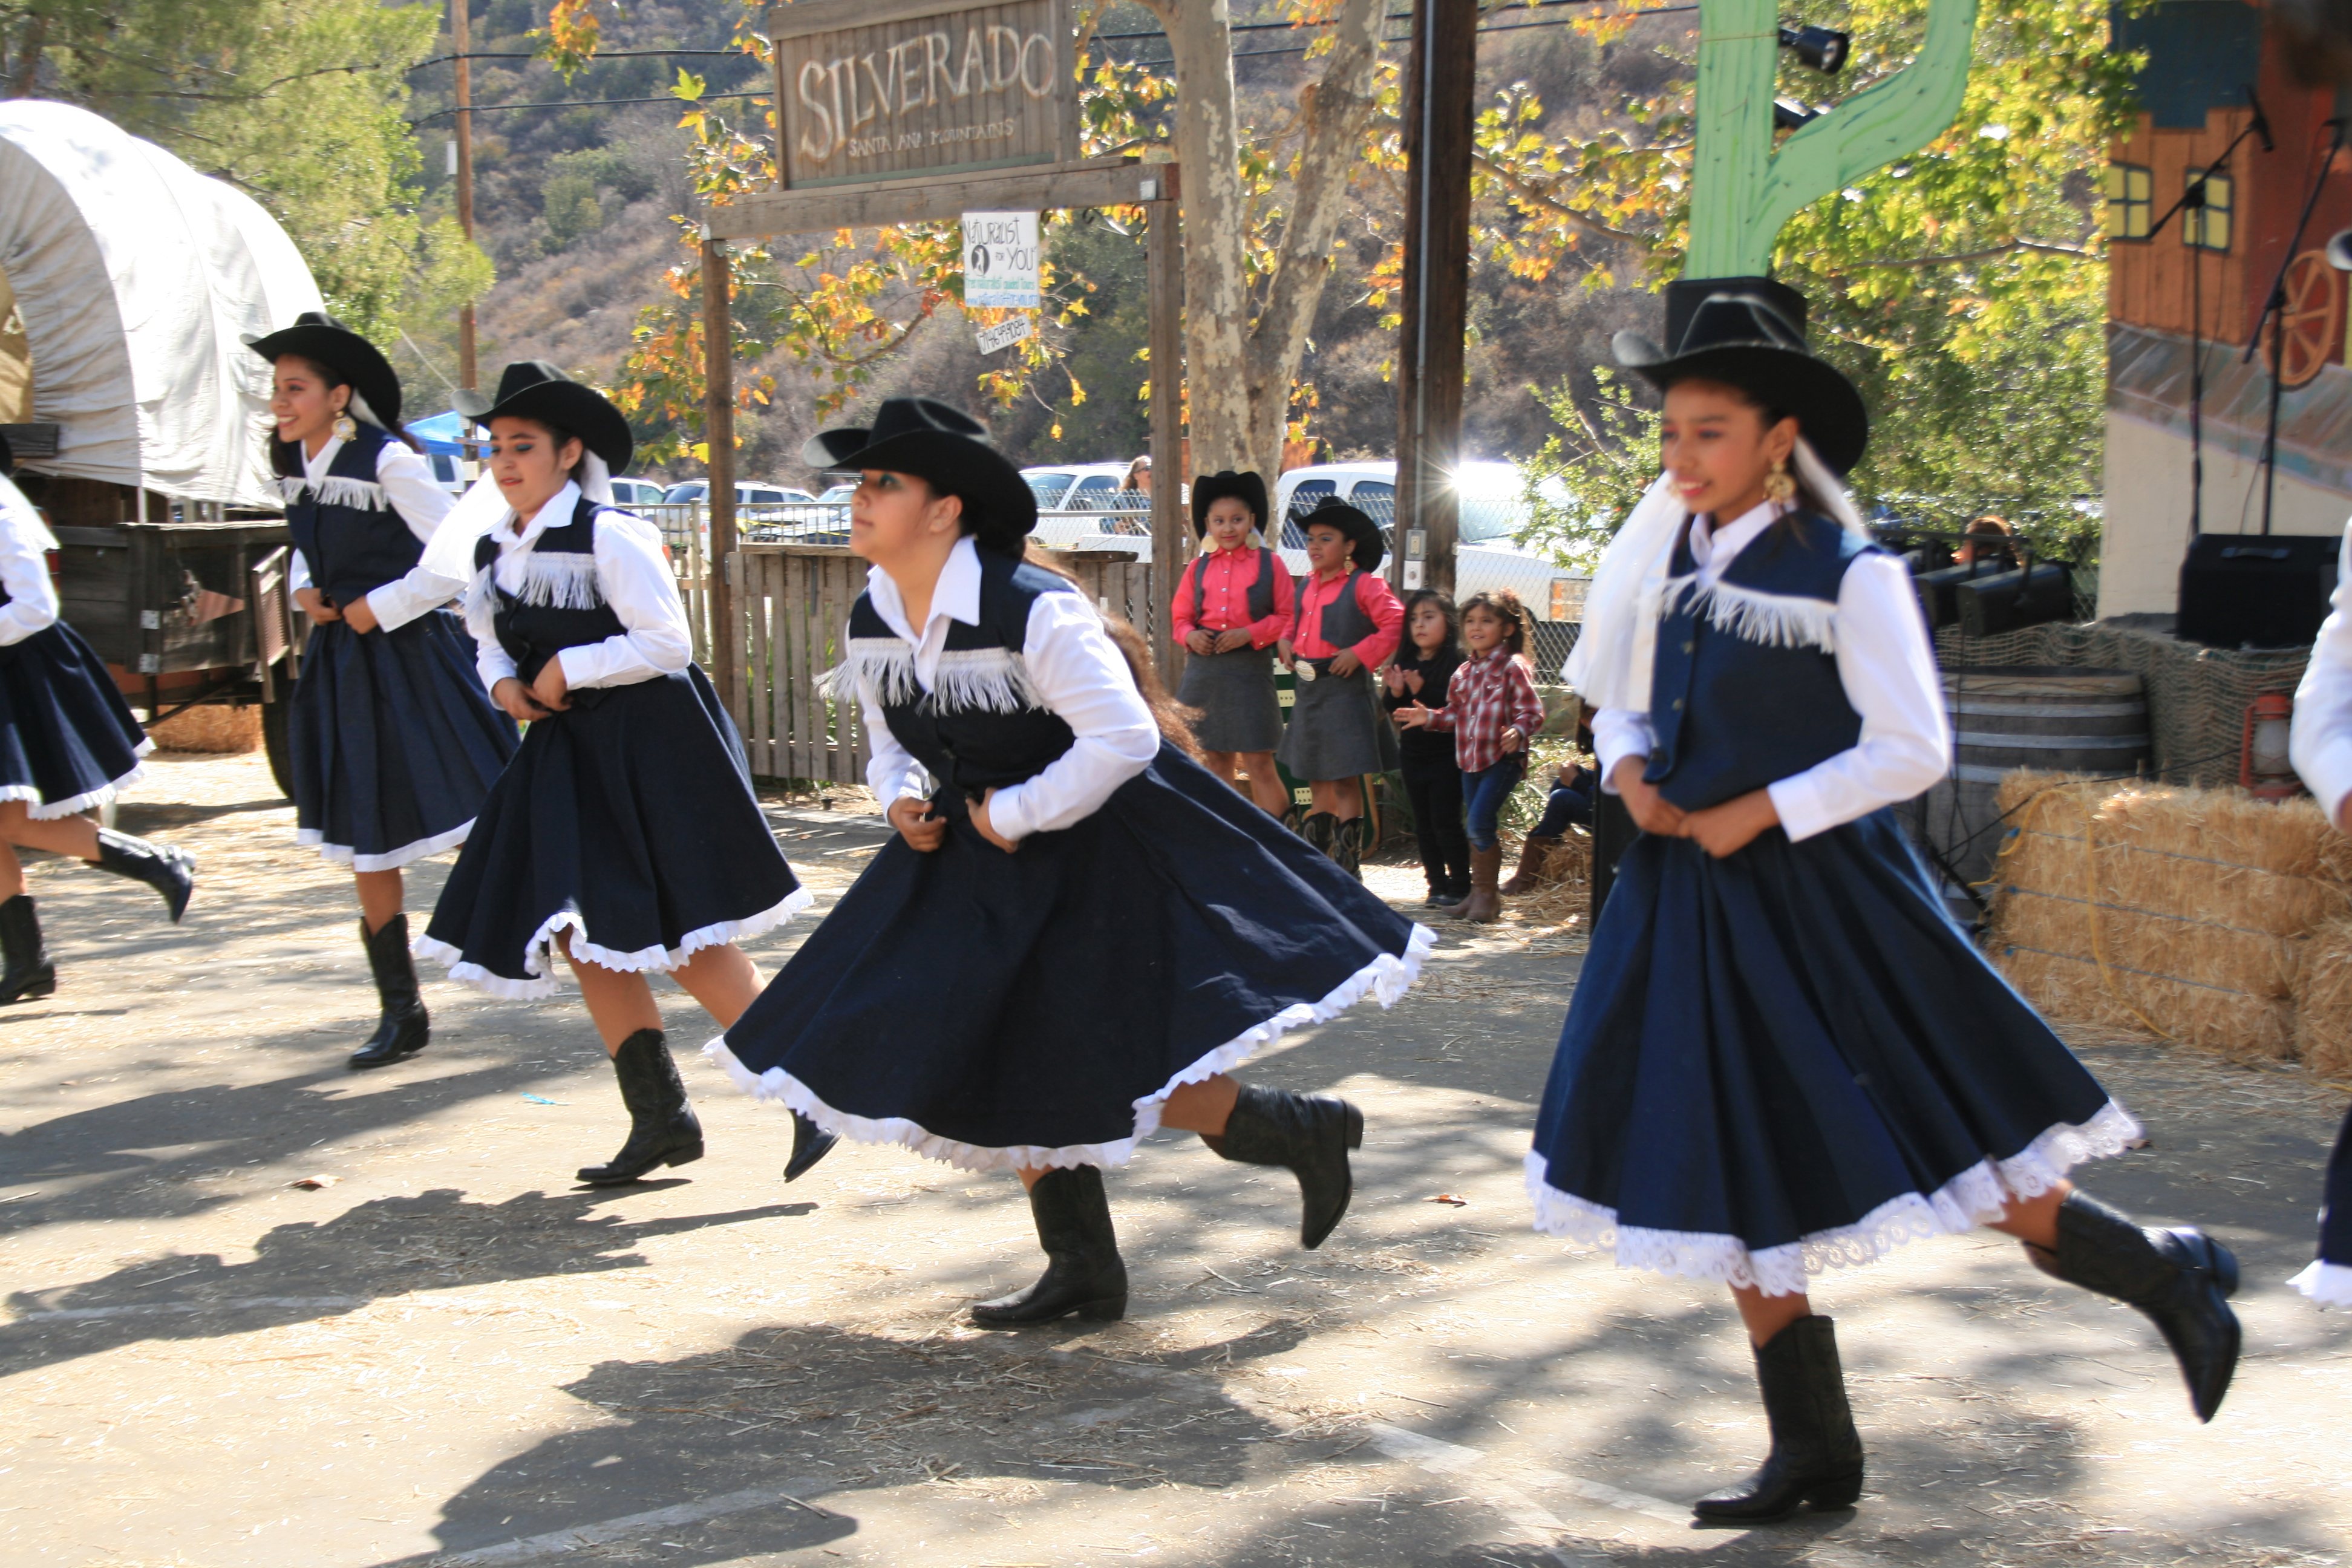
[
  {"x1": 1660, "y1": 574, "x2": 1840, "y2": 655},
  {"x1": 702, "y1": 923, "x2": 1434, "y2": 1172},
  {"x1": 413, "y1": 885, "x2": 814, "y2": 1001},
  {"x1": 2290, "y1": 1258, "x2": 2352, "y2": 1307},
  {"x1": 280, "y1": 475, "x2": 388, "y2": 512},
  {"x1": 820, "y1": 637, "x2": 1045, "y2": 714},
  {"x1": 1524, "y1": 1099, "x2": 2143, "y2": 1298},
  {"x1": 461, "y1": 552, "x2": 605, "y2": 642}
]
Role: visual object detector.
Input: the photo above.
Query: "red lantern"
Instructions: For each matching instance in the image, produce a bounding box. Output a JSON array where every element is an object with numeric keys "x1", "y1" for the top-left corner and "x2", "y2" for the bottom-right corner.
[{"x1": 2242, "y1": 692, "x2": 2299, "y2": 800}]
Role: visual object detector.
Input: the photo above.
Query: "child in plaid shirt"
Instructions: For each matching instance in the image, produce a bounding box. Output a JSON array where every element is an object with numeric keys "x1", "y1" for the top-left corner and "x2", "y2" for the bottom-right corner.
[{"x1": 1397, "y1": 589, "x2": 1544, "y2": 922}]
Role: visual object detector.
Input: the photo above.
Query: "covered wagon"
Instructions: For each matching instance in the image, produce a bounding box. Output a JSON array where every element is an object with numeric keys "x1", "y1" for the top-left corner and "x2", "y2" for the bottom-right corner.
[{"x1": 0, "y1": 98, "x2": 323, "y2": 792}]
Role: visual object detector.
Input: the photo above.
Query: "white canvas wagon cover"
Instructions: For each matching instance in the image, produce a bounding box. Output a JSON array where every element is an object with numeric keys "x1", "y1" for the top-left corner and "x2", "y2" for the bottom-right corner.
[{"x1": 0, "y1": 99, "x2": 323, "y2": 508}]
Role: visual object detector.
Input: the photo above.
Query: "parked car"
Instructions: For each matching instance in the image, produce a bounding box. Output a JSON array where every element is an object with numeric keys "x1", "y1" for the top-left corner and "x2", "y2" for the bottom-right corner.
[
  {"x1": 609, "y1": 477, "x2": 667, "y2": 508},
  {"x1": 661, "y1": 480, "x2": 818, "y2": 507},
  {"x1": 1022, "y1": 462, "x2": 1135, "y2": 512},
  {"x1": 1022, "y1": 463, "x2": 1154, "y2": 558},
  {"x1": 1272, "y1": 461, "x2": 1587, "y2": 623}
]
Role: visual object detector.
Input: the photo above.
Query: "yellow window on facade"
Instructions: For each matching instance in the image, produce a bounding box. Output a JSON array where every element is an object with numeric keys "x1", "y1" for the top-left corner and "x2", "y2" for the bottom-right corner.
[
  {"x1": 2184, "y1": 171, "x2": 2231, "y2": 252},
  {"x1": 2105, "y1": 162, "x2": 2152, "y2": 241}
]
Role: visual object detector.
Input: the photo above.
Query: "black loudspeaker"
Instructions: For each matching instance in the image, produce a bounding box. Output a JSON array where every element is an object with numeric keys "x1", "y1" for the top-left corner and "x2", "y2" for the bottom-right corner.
[
  {"x1": 1955, "y1": 562, "x2": 2072, "y2": 637},
  {"x1": 1913, "y1": 560, "x2": 2010, "y2": 630},
  {"x1": 2177, "y1": 534, "x2": 2339, "y2": 650}
]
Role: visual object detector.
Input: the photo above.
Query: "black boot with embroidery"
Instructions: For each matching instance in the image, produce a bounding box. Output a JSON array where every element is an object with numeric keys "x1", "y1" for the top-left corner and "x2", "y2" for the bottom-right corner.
[
  {"x1": 1694, "y1": 1316, "x2": 1866, "y2": 1523},
  {"x1": 971, "y1": 1166, "x2": 1128, "y2": 1327}
]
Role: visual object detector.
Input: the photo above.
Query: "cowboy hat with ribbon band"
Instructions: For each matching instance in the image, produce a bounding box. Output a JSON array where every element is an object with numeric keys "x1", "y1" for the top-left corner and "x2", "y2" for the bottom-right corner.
[
  {"x1": 456, "y1": 361, "x2": 634, "y2": 474},
  {"x1": 1610, "y1": 290, "x2": 1869, "y2": 477},
  {"x1": 1189, "y1": 469, "x2": 1268, "y2": 537},
  {"x1": 805, "y1": 397, "x2": 1036, "y2": 556},
  {"x1": 244, "y1": 311, "x2": 406, "y2": 431},
  {"x1": 1298, "y1": 497, "x2": 1385, "y2": 572}
]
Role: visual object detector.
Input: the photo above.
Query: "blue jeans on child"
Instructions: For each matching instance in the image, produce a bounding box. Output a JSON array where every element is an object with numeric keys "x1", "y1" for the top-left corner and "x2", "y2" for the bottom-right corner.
[
  {"x1": 1462, "y1": 754, "x2": 1525, "y2": 852},
  {"x1": 1532, "y1": 765, "x2": 1598, "y2": 838}
]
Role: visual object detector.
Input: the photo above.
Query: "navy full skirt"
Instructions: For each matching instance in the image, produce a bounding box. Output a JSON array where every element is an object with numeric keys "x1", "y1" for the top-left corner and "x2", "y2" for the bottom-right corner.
[
  {"x1": 708, "y1": 743, "x2": 1432, "y2": 1171},
  {"x1": 1526, "y1": 808, "x2": 2135, "y2": 1297},
  {"x1": 0, "y1": 620, "x2": 151, "y2": 817},
  {"x1": 2290, "y1": 1103, "x2": 2352, "y2": 1307},
  {"x1": 417, "y1": 665, "x2": 806, "y2": 998},
  {"x1": 290, "y1": 611, "x2": 519, "y2": 869}
]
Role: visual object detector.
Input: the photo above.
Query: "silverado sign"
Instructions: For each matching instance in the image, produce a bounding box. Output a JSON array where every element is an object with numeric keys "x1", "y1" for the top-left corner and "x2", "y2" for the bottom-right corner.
[{"x1": 768, "y1": 0, "x2": 1076, "y2": 189}]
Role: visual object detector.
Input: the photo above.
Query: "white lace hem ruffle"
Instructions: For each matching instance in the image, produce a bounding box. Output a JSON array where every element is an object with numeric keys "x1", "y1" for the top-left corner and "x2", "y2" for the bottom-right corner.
[
  {"x1": 415, "y1": 884, "x2": 815, "y2": 1000},
  {"x1": 1, "y1": 745, "x2": 154, "y2": 820},
  {"x1": 1524, "y1": 1099, "x2": 2143, "y2": 1298},
  {"x1": 704, "y1": 921, "x2": 1437, "y2": 1172},
  {"x1": 2289, "y1": 1258, "x2": 2352, "y2": 1307},
  {"x1": 296, "y1": 818, "x2": 475, "y2": 872}
]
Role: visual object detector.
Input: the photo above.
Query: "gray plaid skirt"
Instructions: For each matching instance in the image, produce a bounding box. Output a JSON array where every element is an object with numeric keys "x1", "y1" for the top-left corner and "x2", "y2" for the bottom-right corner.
[
  {"x1": 1176, "y1": 645, "x2": 1283, "y2": 753},
  {"x1": 1275, "y1": 659, "x2": 1400, "y2": 782}
]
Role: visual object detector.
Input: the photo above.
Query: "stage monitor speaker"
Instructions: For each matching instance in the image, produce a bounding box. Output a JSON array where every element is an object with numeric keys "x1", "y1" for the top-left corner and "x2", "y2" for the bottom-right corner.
[
  {"x1": 1914, "y1": 560, "x2": 2010, "y2": 630},
  {"x1": 1955, "y1": 562, "x2": 2072, "y2": 637},
  {"x1": 2177, "y1": 534, "x2": 2338, "y2": 649}
]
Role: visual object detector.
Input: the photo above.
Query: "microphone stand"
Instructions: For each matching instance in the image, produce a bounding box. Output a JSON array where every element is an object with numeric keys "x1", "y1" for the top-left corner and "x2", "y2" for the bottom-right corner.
[{"x1": 2243, "y1": 115, "x2": 2347, "y2": 537}]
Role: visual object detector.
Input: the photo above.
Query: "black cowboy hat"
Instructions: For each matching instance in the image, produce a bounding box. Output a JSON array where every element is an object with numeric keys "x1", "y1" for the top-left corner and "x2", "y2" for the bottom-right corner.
[
  {"x1": 1299, "y1": 497, "x2": 1385, "y2": 572},
  {"x1": 456, "y1": 361, "x2": 633, "y2": 472},
  {"x1": 1189, "y1": 469, "x2": 1268, "y2": 537},
  {"x1": 243, "y1": 312, "x2": 405, "y2": 430},
  {"x1": 1612, "y1": 290, "x2": 1869, "y2": 475},
  {"x1": 803, "y1": 397, "x2": 1036, "y2": 555}
]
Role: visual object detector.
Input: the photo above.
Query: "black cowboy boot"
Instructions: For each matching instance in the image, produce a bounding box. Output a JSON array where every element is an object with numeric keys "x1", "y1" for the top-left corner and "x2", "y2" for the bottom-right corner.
[
  {"x1": 1300, "y1": 811, "x2": 1336, "y2": 859},
  {"x1": 971, "y1": 1166, "x2": 1128, "y2": 1327},
  {"x1": 578, "y1": 1029, "x2": 705, "y2": 1185},
  {"x1": 91, "y1": 827, "x2": 194, "y2": 922},
  {"x1": 1200, "y1": 1083, "x2": 1365, "y2": 1249},
  {"x1": 1332, "y1": 815, "x2": 1364, "y2": 878},
  {"x1": 1694, "y1": 1316, "x2": 1866, "y2": 1523},
  {"x1": 348, "y1": 915, "x2": 429, "y2": 1069},
  {"x1": 2025, "y1": 1190, "x2": 2241, "y2": 1422},
  {"x1": 783, "y1": 1111, "x2": 838, "y2": 1182},
  {"x1": 0, "y1": 895, "x2": 54, "y2": 1004}
]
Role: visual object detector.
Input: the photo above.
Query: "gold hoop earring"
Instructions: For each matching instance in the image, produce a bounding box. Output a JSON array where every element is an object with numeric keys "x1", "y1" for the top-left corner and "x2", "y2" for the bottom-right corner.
[
  {"x1": 1763, "y1": 456, "x2": 1796, "y2": 506},
  {"x1": 332, "y1": 411, "x2": 358, "y2": 442}
]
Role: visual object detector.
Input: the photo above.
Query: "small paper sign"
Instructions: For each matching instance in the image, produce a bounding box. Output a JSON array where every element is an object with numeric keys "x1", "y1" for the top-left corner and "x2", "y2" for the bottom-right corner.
[
  {"x1": 962, "y1": 211, "x2": 1041, "y2": 309},
  {"x1": 975, "y1": 315, "x2": 1034, "y2": 355}
]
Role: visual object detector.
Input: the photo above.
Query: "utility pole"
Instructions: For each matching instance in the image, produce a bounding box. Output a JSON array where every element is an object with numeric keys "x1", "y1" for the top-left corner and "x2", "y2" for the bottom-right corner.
[
  {"x1": 1393, "y1": 0, "x2": 1476, "y2": 600},
  {"x1": 452, "y1": 0, "x2": 477, "y2": 391}
]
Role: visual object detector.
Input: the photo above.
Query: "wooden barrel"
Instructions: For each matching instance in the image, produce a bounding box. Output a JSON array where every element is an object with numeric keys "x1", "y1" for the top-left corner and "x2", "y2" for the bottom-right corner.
[{"x1": 1899, "y1": 667, "x2": 2151, "y2": 892}]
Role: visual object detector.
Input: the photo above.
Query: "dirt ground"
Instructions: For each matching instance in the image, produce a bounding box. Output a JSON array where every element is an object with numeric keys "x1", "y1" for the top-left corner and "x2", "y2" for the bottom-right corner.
[{"x1": 2, "y1": 750, "x2": 2348, "y2": 1568}]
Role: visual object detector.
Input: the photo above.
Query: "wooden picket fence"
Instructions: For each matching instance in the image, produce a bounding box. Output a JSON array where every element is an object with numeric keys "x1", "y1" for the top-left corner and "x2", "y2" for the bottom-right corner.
[{"x1": 728, "y1": 543, "x2": 1157, "y2": 785}]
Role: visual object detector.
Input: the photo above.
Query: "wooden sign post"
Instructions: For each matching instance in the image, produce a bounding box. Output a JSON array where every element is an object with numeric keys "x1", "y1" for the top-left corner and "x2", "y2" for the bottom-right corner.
[{"x1": 699, "y1": 0, "x2": 1186, "y2": 723}]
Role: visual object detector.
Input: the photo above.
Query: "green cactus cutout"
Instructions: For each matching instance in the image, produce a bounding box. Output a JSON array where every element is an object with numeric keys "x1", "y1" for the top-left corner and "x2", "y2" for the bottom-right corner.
[{"x1": 1687, "y1": 0, "x2": 1981, "y2": 279}]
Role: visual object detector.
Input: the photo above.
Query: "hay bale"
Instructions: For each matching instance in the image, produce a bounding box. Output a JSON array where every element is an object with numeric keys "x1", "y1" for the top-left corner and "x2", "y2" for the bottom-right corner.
[
  {"x1": 1985, "y1": 772, "x2": 2345, "y2": 1061},
  {"x1": 2294, "y1": 917, "x2": 2352, "y2": 1079},
  {"x1": 145, "y1": 702, "x2": 261, "y2": 754}
]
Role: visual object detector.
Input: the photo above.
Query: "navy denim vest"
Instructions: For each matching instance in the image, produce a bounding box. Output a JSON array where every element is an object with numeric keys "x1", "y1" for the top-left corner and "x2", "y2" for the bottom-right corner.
[
  {"x1": 844, "y1": 550, "x2": 1079, "y2": 805},
  {"x1": 472, "y1": 496, "x2": 626, "y2": 687},
  {"x1": 1645, "y1": 511, "x2": 1878, "y2": 813},
  {"x1": 286, "y1": 425, "x2": 424, "y2": 606}
]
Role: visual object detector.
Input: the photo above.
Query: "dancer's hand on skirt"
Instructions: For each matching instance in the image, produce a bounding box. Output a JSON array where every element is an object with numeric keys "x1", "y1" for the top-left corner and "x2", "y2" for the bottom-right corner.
[
  {"x1": 492, "y1": 679, "x2": 553, "y2": 724},
  {"x1": 972, "y1": 788, "x2": 1019, "y2": 854},
  {"x1": 531, "y1": 658, "x2": 572, "y2": 713},
  {"x1": 1328, "y1": 649, "x2": 1363, "y2": 678},
  {"x1": 1611, "y1": 756, "x2": 1687, "y2": 838},
  {"x1": 295, "y1": 587, "x2": 342, "y2": 627},
  {"x1": 1682, "y1": 788, "x2": 1780, "y2": 859},
  {"x1": 1276, "y1": 639, "x2": 1296, "y2": 671},
  {"x1": 341, "y1": 595, "x2": 381, "y2": 634},
  {"x1": 1186, "y1": 629, "x2": 1218, "y2": 655},
  {"x1": 1214, "y1": 628, "x2": 1253, "y2": 653},
  {"x1": 887, "y1": 797, "x2": 948, "y2": 852}
]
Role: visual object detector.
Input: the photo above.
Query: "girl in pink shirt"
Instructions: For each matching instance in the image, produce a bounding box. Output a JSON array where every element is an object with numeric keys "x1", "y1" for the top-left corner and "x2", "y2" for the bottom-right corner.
[
  {"x1": 1171, "y1": 471, "x2": 1295, "y2": 818},
  {"x1": 1275, "y1": 498, "x2": 1403, "y2": 875}
]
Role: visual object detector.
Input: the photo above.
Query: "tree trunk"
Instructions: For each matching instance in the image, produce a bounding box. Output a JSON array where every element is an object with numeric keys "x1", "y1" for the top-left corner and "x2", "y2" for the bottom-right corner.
[
  {"x1": 6, "y1": 15, "x2": 48, "y2": 99},
  {"x1": 1243, "y1": 0, "x2": 1382, "y2": 479},
  {"x1": 1138, "y1": 0, "x2": 1251, "y2": 476}
]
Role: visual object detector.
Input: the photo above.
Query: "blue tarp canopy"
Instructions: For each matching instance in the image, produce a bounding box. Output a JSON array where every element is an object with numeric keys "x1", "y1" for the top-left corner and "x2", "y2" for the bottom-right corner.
[{"x1": 407, "y1": 409, "x2": 472, "y2": 455}]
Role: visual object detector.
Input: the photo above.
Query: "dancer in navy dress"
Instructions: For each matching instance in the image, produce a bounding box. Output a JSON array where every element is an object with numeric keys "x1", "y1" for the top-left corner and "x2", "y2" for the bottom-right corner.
[
  {"x1": 416, "y1": 362, "x2": 807, "y2": 1184},
  {"x1": 710, "y1": 399, "x2": 1432, "y2": 1326},
  {"x1": 1529, "y1": 290, "x2": 2244, "y2": 1522},
  {"x1": 246, "y1": 314, "x2": 519, "y2": 1068},
  {"x1": 2287, "y1": 515, "x2": 2352, "y2": 1312},
  {"x1": 0, "y1": 437, "x2": 194, "y2": 1002}
]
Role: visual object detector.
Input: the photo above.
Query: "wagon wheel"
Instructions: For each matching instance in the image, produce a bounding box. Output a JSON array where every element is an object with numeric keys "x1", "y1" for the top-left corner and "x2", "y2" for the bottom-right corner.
[{"x1": 2266, "y1": 250, "x2": 2343, "y2": 390}]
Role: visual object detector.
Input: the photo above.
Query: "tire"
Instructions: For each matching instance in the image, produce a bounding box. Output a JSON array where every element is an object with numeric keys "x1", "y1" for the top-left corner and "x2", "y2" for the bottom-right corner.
[{"x1": 261, "y1": 688, "x2": 295, "y2": 802}]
